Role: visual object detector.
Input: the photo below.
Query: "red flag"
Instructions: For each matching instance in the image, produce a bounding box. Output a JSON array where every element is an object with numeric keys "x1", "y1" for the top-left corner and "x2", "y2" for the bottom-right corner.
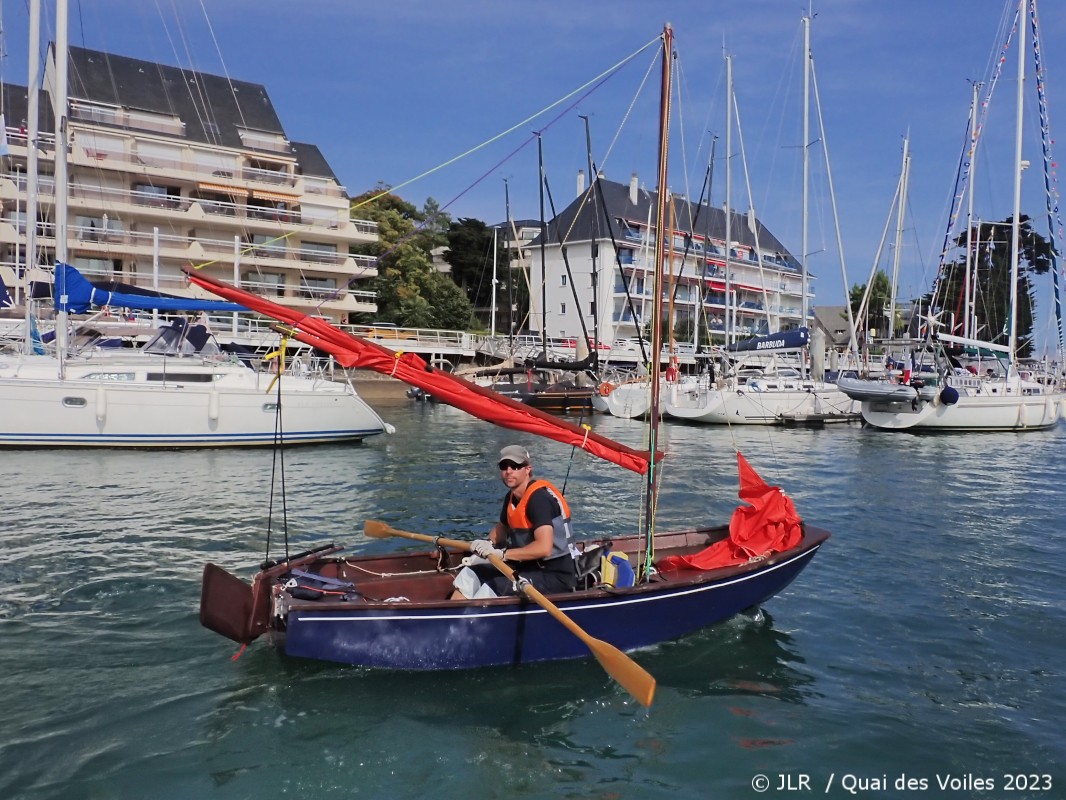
[{"x1": 656, "y1": 452, "x2": 802, "y2": 570}]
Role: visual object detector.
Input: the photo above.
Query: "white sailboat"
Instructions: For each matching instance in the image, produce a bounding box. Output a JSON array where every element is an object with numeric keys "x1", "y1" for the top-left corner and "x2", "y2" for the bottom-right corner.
[
  {"x1": 664, "y1": 17, "x2": 858, "y2": 426},
  {"x1": 0, "y1": 0, "x2": 391, "y2": 448},
  {"x1": 843, "y1": 0, "x2": 1065, "y2": 432}
]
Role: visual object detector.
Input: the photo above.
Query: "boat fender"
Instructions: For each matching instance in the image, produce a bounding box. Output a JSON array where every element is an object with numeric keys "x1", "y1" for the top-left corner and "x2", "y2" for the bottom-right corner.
[
  {"x1": 208, "y1": 388, "x2": 220, "y2": 422},
  {"x1": 95, "y1": 385, "x2": 107, "y2": 423},
  {"x1": 598, "y1": 382, "x2": 615, "y2": 396},
  {"x1": 940, "y1": 386, "x2": 960, "y2": 405}
]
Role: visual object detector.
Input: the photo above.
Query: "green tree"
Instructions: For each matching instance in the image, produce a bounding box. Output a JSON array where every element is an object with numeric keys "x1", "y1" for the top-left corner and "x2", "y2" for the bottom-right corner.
[
  {"x1": 924, "y1": 215, "x2": 1051, "y2": 357},
  {"x1": 348, "y1": 186, "x2": 473, "y2": 329},
  {"x1": 849, "y1": 269, "x2": 894, "y2": 338},
  {"x1": 444, "y1": 217, "x2": 505, "y2": 323}
]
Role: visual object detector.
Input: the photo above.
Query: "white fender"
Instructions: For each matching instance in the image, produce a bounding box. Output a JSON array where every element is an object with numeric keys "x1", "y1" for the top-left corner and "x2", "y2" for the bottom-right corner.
[
  {"x1": 209, "y1": 388, "x2": 220, "y2": 422},
  {"x1": 95, "y1": 384, "x2": 107, "y2": 423}
]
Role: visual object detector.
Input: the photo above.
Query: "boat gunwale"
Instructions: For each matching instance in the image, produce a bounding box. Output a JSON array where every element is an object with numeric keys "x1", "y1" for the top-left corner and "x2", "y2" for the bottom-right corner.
[{"x1": 275, "y1": 526, "x2": 831, "y2": 615}]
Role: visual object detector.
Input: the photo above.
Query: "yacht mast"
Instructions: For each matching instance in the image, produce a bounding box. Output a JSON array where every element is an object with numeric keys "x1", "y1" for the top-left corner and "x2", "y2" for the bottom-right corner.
[
  {"x1": 888, "y1": 137, "x2": 910, "y2": 341},
  {"x1": 723, "y1": 53, "x2": 733, "y2": 345},
  {"x1": 54, "y1": 0, "x2": 70, "y2": 377},
  {"x1": 963, "y1": 82, "x2": 980, "y2": 338},
  {"x1": 22, "y1": 0, "x2": 41, "y2": 354},
  {"x1": 801, "y1": 15, "x2": 810, "y2": 332},
  {"x1": 1007, "y1": 0, "x2": 1025, "y2": 367},
  {"x1": 641, "y1": 22, "x2": 672, "y2": 578}
]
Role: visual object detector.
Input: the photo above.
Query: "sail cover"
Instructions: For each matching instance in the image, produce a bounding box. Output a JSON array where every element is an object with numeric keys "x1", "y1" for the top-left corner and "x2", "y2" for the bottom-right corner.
[
  {"x1": 656, "y1": 452, "x2": 802, "y2": 569},
  {"x1": 184, "y1": 267, "x2": 657, "y2": 474},
  {"x1": 55, "y1": 263, "x2": 245, "y2": 314},
  {"x1": 725, "y1": 327, "x2": 809, "y2": 353}
]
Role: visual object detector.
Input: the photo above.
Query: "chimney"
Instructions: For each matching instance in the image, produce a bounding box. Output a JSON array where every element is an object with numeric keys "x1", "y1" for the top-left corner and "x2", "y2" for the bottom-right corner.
[
  {"x1": 629, "y1": 172, "x2": 639, "y2": 205},
  {"x1": 576, "y1": 169, "x2": 585, "y2": 196}
]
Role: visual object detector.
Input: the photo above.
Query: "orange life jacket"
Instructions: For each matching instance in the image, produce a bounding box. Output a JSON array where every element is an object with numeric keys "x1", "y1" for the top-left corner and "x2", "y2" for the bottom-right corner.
[{"x1": 504, "y1": 479, "x2": 576, "y2": 562}]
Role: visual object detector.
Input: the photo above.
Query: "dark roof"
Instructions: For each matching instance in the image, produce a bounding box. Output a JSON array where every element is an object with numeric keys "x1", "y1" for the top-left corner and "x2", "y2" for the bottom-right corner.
[
  {"x1": 67, "y1": 45, "x2": 284, "y2": 150},
  {"x1": 4, "y1": 45, "x2": 346, "y2": 191},
  {"x1": 291, "y1": 141, "x2": 339, "y2": 182},
  {"x1": 0, "y1": 83, "x2": 54, "y2": 132},
  {"x1": 533, "y1": 178, "x2": 798, "y2": 266}
]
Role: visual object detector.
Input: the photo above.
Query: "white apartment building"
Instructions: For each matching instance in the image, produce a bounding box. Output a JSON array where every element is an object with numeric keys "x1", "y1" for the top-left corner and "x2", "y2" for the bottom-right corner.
[
  {"x1": 0, "y1": 45, "x2": 377, "y2": 325},
  {"x1": 528, "y1": 174, "x2": 812, "y2": 348}
]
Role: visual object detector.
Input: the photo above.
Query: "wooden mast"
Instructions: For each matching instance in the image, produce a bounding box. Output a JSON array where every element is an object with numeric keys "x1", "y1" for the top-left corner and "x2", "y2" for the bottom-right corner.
[{"x1": 641, "y1": 23, "x2": 673, "y2": 577}]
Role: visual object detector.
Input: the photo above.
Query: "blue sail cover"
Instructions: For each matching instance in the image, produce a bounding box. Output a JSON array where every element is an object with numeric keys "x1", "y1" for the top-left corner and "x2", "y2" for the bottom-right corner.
[
  {"x1": 0, "y1": 274, "x2": 13, "y2": 308},
  {"x1": 725, "y1": 327, "x2": 810, "y2": 353},
  {"x1": 53, "y1": 263, "x2": 245, "y2": 313}
]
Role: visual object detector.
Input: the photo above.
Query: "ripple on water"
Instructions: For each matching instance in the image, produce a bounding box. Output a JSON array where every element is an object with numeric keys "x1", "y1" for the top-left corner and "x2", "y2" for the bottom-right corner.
[{"x1": 1, "y1": 411, "x2": 1064, "y2": 797}]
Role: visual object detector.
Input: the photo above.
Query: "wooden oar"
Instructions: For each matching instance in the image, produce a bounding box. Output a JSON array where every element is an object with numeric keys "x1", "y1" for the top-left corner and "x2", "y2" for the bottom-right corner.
[{"x1": 363, "y1": 519, "x2": 656, "y2": 707}]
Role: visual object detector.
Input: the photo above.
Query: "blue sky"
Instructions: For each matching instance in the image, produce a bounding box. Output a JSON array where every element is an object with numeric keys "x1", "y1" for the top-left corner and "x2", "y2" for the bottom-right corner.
[{"x1": 3, "y1": 1, "x2": 1064, "y2": 349}]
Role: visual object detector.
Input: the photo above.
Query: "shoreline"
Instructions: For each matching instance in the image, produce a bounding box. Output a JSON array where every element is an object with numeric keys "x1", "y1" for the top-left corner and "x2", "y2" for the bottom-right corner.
[{"x1": 349, "y1": 369, "x2": 411, "y2": 401}]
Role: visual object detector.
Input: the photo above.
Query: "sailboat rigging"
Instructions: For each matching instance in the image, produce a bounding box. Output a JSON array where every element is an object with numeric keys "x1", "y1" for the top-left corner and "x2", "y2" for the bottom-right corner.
[
  {"x1": 0, "y1": 0, "x2": 391, "y2": 448},
  {"x1": 838, "y1": 0, "x2": 1065, "y2": 431},
  {"x1": 196, "y1": 25, "x2": 829, "y2": 706}
]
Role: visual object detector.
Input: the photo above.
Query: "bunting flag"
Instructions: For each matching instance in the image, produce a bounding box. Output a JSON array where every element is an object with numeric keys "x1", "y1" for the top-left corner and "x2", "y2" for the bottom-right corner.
[
  {"x1": 183, "y1": 267, "x2": 659, "y2": 475},
  {"x1": 656, "y1": 452, "x2": 802, "y2": 570}
]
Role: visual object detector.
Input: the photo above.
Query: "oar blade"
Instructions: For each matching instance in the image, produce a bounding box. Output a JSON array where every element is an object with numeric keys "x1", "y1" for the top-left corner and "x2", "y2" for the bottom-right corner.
[
  {"x1": 363, "y1": 519, "x2": 394, "y2": 539},
  {"x1": 587, "y1": 638, "x2": 656, "y2": 707}
]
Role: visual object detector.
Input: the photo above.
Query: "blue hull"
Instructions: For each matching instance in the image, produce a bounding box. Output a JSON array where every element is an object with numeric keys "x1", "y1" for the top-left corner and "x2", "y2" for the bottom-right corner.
[{"x1": 277, "y1": 538, "x2": 825, "y2": 669}]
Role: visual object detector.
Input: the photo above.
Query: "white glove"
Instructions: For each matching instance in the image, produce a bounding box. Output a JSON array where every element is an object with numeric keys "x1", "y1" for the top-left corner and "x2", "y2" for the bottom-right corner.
[{"x1": 470, "y1": 539, "x2": 504, "y2": 559}]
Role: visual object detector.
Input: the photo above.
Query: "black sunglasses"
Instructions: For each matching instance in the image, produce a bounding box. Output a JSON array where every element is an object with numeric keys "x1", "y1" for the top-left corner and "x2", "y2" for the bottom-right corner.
[{"x1": 498, "y1": 460, "x2": 528, "y2": 471}]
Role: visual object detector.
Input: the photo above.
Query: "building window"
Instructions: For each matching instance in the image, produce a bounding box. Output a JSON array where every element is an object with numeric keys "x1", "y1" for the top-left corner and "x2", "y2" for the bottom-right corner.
[
  {"x1": 560, "y1": 274, "x2": 567, "y2": 287},
  {"x1": 248, "y1": 234, "x2": 287, "y2": 258},
  {"x1": 243, "y1": 271, "x2": 285, "y2": 297},
  {"x1": 300, "y1": 276, "x2": 337, "y2": 300},
  {"x1": 301, "y1": 241, "x2": 339, "y2": 264},
  {"x1": 560, "y1": 302, "x2": 566, "y2": 315},
  {"x1": 133, "y1": 183, "x2": 179, "y2": 208}
]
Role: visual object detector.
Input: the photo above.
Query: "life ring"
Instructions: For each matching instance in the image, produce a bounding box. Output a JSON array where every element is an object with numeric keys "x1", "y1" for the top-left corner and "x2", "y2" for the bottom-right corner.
[{"x1": 598, "y1": 382, "x2": 615, "y2": 396}]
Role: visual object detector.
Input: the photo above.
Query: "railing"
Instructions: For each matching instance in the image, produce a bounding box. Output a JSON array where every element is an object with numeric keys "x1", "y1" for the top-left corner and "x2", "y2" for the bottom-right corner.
[
  {"x1": 3, "y1": 137, "x2": 350, "y2": 202},
  {"x1": 70, "y1": 103, "x2": 186, "y2": 136},
  {"x1": 30, "y1": 176, "x2": 377, "y2": 236}
]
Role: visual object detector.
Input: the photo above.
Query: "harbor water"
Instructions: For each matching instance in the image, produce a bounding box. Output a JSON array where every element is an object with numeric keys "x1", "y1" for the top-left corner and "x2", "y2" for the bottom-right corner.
[{"x1": 1, "y1": 398, "x2": 1063, "y2": 799}]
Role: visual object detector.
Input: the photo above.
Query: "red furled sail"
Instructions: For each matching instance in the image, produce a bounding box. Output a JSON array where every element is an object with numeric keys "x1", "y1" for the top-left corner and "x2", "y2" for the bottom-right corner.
[
  {"x1": 184, "y1": 268, "x2": 657, "y2": 474},
  {"x1": 656, "y1": 452, "x2": 803, "y2": 570}
]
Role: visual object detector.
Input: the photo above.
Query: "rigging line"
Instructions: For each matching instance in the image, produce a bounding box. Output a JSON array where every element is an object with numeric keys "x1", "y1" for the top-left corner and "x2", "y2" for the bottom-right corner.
[
  {"x1": 161, "y1": 1, "x2": 216, "y2": 139},
  {"x1": 731, "y1": 90, "x2": 774, "y2": 330},
  {"x1": 1029, "y1": 0, "x2": 1065, "y2": 356},
  {"x1": 197, "y1": 0, "x2": 248, "y2": 132},
  {"x1": 543, "y1": 174, "x2": 594, "y2": 354},
  {"x1": 599, "y1": 43, "x2": 661, "y2": 173},
  {"x1": 321, "y1": 62, "x2": 627, "y2": 306},
  {"x1": 672, "y1": 52, "x2": 693, "y2": 207},
  {"x1": 809, "y1": 59, "x2": 858, "y2": 359},
  {"x1": 667, "y1": 158, "x2": 712, "y2": 311},
  {"x1": 351, "y1": 34, "x2": 662, "y2": 212},
  {"x1": 934, "y1": 9, "x2": 1018, "y2": 294},
  {"x1": 591, "y1": 169, "x2": 650, "y2": 365},
  {"x1": 190, "y1": 37, "x2": 657, "y2": 280},
  {"x1": 269, "y1": 341, "x2": 291, "y2": 561},
  {"x1": 191, "y1": 38, "x2": 629, "y2": 288}
]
